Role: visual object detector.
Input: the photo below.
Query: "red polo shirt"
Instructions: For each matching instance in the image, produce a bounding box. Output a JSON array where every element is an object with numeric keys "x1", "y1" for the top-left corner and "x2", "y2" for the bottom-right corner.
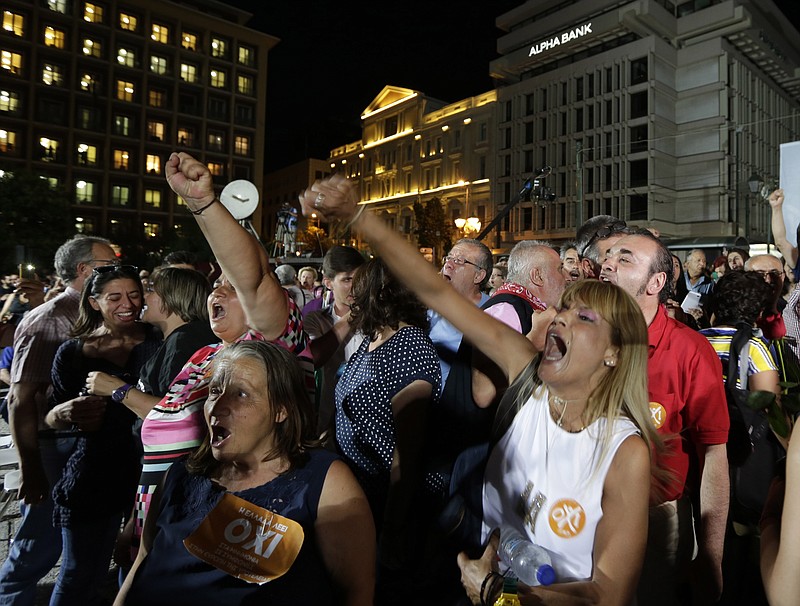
[{"x1": 647, "y1": 305, "x2": 729, "y2": 502}]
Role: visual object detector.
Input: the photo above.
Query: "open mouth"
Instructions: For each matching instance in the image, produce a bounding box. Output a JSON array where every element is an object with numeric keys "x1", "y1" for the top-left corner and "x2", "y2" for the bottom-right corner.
[
  {"x1": 210, "y1": 424, "x2": 231, "y2": 447},
  {"x1": 544, "y1": 333, "x2": 567, "y2": 361},
  {"x1": 117, "y1": 311, "x2": 136, "y2": 320},
  {"x1": 211, "y1": 303, "x2": 226, "y2": 320}
]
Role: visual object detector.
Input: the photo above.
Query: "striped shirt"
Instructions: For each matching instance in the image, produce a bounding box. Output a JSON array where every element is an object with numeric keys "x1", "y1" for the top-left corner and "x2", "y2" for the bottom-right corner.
[{"x1": 700, "y1": 326, "x2": 778, "y2": 388}]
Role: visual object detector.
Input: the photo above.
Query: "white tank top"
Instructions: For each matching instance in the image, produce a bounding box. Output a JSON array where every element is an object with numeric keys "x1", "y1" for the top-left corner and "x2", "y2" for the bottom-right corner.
[{"x1": 482, "y1": 387, "x2": 639, "y2": 581}]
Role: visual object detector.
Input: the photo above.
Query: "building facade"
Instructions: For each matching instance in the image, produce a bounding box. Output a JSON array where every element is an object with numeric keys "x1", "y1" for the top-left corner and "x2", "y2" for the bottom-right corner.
[
  {"x1": 1, "y1": 0, "x2": 275, "y2": 247},
  {"x1": 324, "y1": 0, "x2": 800, "y2": 254}
]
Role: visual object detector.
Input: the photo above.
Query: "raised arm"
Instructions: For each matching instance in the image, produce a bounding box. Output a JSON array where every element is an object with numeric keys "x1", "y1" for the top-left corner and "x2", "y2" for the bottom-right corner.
[
  {"x1": 298, "y1": 177, "x2": 535, "y2": 383},
  {"x1": 769, "y1": 189, "x2": 798, "y2": 269},
  {"x1": 165, "y1": 152, "x2": 288, "y2": 340}
]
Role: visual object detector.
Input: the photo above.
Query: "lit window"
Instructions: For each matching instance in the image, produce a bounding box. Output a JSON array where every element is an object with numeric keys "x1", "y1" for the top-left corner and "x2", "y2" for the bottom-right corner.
[
  {"x1": 113, "y1": 149, "x2": 129, "y2": 170},
  {"x1": 40, "y1": 137, "x2": 59, "y2": 161},
  {"x1": 148, "y1": 89, "x2": 165, "y2": 108},
  {"x1": 0, "y1": 129, "x2": 16, "y2": 153},
  {"x1": 44, "y1": 26, "x2": 65, "y2": 48},
  {"x1": 1, "y1": 50, "x2": 22, "y2": 75},
  {"x1": 3, "y1": 11, "x2": 24, "y2": 37},
  {"x1": 79, "y1": 73, "x2": 95, "y2": 91},
  {"x1": 42, "y1": 176, "x2": 60, "y2": 189},
  {"x1": 177, "y1": 127, "x2": 193, "y2": 146},
  {"x1": 119, "y1": 12, "x2": 137, "y2": 31},
  {"x1": 76, "y1": 143, "x2": 97, "y2": 165},
  {"x1": 207, "y1": 132, "x2": 224, "y2": 151},
  {"x1": 111, "y1": 185, "x2": 130, "y2": 206},
  {"x1": 151, "y1": 23, "x2": 168, "y2": 43},
  {"x1": 82, "y1": 38, "x2": 101, "y2": 58},
  {"x1": 84, "y1": 2, "x2": 103, "y2": 23},
  {"x1": 146, "y1": 154, "x2": 161, "y2": 173},
  {"x1": 75, "y1": 180, "x2": 96, "y2": 202},
  {"x1": 47, "y1": 0, "x2": 67, "y2": 13},
  {"x1": 147, "y1": 120, "x2": 165, "y2": 142},
  {"x1": 237, "y1": 75, "x2": 253, "y2": 95},
  {"x1": 181, "y1": 32, "x2": 197, "y2": 50},
  {"x1": 0, "y1": 90, "x2": 19, "y2": 112},
  {"x1": 116, "y1": 80, "x2": 134, "y2": 102},
  {"x1": 143, "y1": 223, "x2": 161, "y2": 238},
  {"x1": 180, "y1": 63, "x2": 197, "y2": 83},
  {"x1": 116, "y1": 47, "x2": 134, "y2": 67},
  {"x1": 207, "y1": 162, "x2": 223, "y2": 176},
  {"x1": 78, "y1": 107, "x2": 95, "y2": 129},
  {"x1": 210, "y1": 69, "x2": 226, "y2": 88},
  {"x1": 145, "y1": 189, "x2": 162, "y2": 208},
  {"x1": 114, "y1": 115, "x2": 130, "y2": 136},
  {"x1": 238, "y1": 45, "x2": 253, "y2": 66},
  {"x1": 150, "y1": 55, "x2": 167, "y2": 75},
  {"x1": 43, "y1": 63, "x2": 63, "y2": 86},
  {"x1": 211, "y1": 37, "x2": 227, "y2": 58},
  {"x1": 234, "y1": 135, "x2": 249, "y2": 156}
]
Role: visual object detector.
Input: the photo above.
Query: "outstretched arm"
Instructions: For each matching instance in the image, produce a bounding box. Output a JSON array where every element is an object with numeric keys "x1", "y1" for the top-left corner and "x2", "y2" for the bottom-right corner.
[
  {"x1": 298, "y1": 177, "x2": 536, "y2": 384},
  {"x1": 769, "y1": 189, "x2": 798, "y2": 269},
  {"x1": 165, "y1": 152, "x2": 288, "y2": 340}
]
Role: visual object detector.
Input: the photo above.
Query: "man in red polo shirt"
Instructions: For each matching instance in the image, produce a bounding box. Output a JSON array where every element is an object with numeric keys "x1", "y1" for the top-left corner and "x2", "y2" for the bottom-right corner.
[{"x1": 601, "y1": 229, "x2": 729, "y2": 606}]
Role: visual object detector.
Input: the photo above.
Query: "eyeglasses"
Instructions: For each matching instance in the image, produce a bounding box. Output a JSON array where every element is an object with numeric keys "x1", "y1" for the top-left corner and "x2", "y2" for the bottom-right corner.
[
  {"x1": 580, "y1": 221, "x2": 628, "y2": 258},
  {"x1": 443, "y1": 255, "x2": 482, "y2": 270},
  {"x1": 89, "y1": 258, "x2": 119, "y2": 266},
  {"x1": 753, "y1": 269, "x2": 783, "y2": 280},
  {"x1": 92, "y1": 264, "x2": 138, "y2": 275}
]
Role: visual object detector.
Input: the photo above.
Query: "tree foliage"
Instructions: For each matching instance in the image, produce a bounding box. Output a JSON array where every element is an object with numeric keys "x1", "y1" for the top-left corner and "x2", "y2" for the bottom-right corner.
[{"x1": 413, "y1": 196, "x2": 454, "y2": 261}]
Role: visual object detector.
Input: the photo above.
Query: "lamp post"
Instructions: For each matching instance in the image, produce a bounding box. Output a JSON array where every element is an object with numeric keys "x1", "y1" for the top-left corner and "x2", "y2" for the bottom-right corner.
[{"x1": 747, "y1": 172, "x2": 762, "y2": 242}]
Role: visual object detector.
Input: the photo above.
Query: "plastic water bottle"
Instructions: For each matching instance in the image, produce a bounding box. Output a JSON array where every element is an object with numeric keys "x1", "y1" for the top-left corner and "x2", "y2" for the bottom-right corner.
[{"x1": 498, "y1": 526, "x2": 556, "y2": 587}]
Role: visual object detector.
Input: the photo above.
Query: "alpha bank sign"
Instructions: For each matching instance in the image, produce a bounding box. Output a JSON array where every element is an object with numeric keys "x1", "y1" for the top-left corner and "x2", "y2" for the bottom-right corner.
[{"x1": 529, "y1": 22, "x2": 593, "y2": 56}]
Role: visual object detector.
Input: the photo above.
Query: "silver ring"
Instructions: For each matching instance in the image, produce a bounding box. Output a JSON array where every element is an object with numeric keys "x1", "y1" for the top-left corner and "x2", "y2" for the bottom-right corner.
[{"x1": 314, "y1": 193, "x2": 326, "y2": 209}]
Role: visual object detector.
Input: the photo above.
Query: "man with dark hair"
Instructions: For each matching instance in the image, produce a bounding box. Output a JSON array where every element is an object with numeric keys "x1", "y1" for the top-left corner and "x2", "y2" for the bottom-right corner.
[
  {"x1": 601, "y1": 229, "x2": 729, "y2": 605},
  {"x1": 302, "y1": 246, "x2": 365, "y2": 438},
  {"x1": 559, "y1": 241, "x2": 583, "y2": 282},
  {"x1": 161, "y1": 249, "x2": 197, "y2": 269},
  {"x1": 0, "y1": 235, "x2": 117, "y2": 604}
]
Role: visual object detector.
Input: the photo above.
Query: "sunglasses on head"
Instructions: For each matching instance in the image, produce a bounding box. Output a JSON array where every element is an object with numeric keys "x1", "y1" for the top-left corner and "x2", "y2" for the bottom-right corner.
[
  {"x1": 580, "y1": 221, "x2": 628, "y2": 257},
  {"x1": 93, "y1": 264, "x2": 138, "y2": 275}
]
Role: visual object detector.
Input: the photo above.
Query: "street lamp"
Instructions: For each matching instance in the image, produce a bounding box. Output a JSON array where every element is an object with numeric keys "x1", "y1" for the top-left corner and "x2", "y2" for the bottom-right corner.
[
  {"x1": 454, "y1": 216, "x2": 481, "y2": 236},
  {"x1": 746, "y1": 172, "x2": 762, "y2": 239}
]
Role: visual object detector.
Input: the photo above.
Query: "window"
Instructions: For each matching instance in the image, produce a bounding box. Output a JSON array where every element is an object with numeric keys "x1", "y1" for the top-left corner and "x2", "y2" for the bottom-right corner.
[
  {"x1": 181, "y1": 32, "x2": 197, "y2": 50},
  {"x1": 630, "y1": 125, "x2": 648, "y2": 153},
  {"x1": 630, "y1": 57, "x2": 648, "y2": 85},
  {"x1": 1, "y1": 50, "x2": 22, "y2": 75},
  {"x1": 77, "y1": 143, "x2": 97, "y2": 165},
  {"x1": 234, "y1": 135, "x2": 250, "y2": 156},
  {"x1": 113, "y1": 149, "x2": 130, "y2": 170},
  {"x1": 207, "y1": 131, "x2": 224, "y2": 151},
  {"x1": 42, "y1": 63, "x2": 64, "y2": 86},
  {"x1": 47, "y1": 0, "x2": 67, "y2": 13},
  {"x1": 629, "y1": 160, "x2": 648, "y2": 188},
  {"x1": 147, "y1": 120, "x2": 165, "y2": 142},
  {"x1": 111, "y1": 185, "x2": 131, "y2": 206},
  {"x1": 144, "y1": 188, "x2": 162, "y2": 208},
  {"x1": 0, "y1": 129, "x2": 16, "y2": 153},
  {"x1": 3, "y1": 11, "x2": 24, "y2": 36},
  {"x1": 42, "y1": 176, "x2": 61, "y2": 189},
  {"x1": 114, "y1": 114, "x2": 130, "y2": 136},
  {"x1": 151, "y1": 23, "x2": 168, "y2": 43},
  {"x1": 207, "y1": 162, "x2": 223, "y2": 176},
  {"x1": 0, "y1": 90, "x2": 19, "y2": 112},
  {"x1": 237, "y1": 74, "x2": 253, "y2": 95},
  {"x1": 146, "y1": 154, "x2": 161, "y2": 173},
  {"x1": 82, "y1": 38, "x2": 102, "y2": 58},
  {"x1": 78, "y1": 107, "x2": 99, "y2": 129},
  {"x1": 116, "y1": 47, "x2": 134, "y2": 67},
  {"x1": 44, "y1": 26, "x2": 65, "y2": 48},
  {"x1": 180, "y1": 63, "x2": 197, "y2": 83},
  {"x1": 143, "y1": 223, "x2": 161, "y2": 239},
  {"x1": 211, "y1": 37, "x2": 228, "y2": 58},
  {"x1": 238, "y1": 45, "x2": 253, "y2": 65},
  {"x1": 83, "y1": 2, "x2": 103, "y2": 23},
  {"x1": 150, "y1": 55, "x2": 167, "y2": 75},
  {"x1": 79, "y1": 73, "x2": 96, "y2": 92},
  {"x1": 234, "y1": 103, "x2": 252, "y2": 125},
  {"x1": 177, "y1": 127, "x2": 193, "y2": 146},
  {"x1": 209, "y1": 69, "x2": 226, "y2": 88},
  {"x1": 75, "y1": 180, "x2": 96, "y2": 203},
  {"x1": 40, "y1": 137, "x2": 60, "y2": 161},
  {"x1": 116, "y1": 80, "x2": 134, "y2": 102},
  {"x1": 119, "y1": 12, "x2": 137, "y2": 31},
  {"x1": 148, "y1": 88, "x2": 165, "y2": 108},
  {"x1": 630, "y1": 92, "x2": 648, "y2": 119},
  {"x1": 208, "y1": 97, "x2": 227, "y2": 120}
]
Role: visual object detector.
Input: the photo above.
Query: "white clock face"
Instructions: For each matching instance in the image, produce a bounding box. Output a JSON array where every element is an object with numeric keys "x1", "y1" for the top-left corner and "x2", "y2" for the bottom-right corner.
[{"x1": 219, "y1": 180, "x2": 260, "y2": 219}]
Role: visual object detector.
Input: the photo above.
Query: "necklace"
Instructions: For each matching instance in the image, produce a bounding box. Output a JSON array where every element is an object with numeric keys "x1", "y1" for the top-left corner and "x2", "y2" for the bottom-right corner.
[{"x1": 549, "y1": 395, "x2": 587, "y2": 433}]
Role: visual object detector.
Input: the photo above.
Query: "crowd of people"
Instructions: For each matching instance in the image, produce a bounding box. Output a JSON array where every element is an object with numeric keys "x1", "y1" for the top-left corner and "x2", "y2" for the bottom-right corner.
[{"x1": 0, "y1": 154, "x2": 797, "y2": 606}]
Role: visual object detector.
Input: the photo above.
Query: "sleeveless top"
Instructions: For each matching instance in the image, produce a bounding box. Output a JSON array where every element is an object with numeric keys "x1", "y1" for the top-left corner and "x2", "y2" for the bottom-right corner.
[
  {"x1": 482, "y1": 387, "x2": 639, "y2": 581},
  {"x1": 124, "y1": 450, "x2": 338, "y2": 606}
]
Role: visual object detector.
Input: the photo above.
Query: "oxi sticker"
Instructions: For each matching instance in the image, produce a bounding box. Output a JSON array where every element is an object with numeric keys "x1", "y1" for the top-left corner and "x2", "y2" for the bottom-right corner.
[
  {"x1": 649, "y1": 402, "x2": 666, "y2": 430},
  {"x1": 184, "y1": 492, "x2": 304, "y2": 585},
  {"x1": 548, "y1": 498, "x2": 586, "y2": 538}
]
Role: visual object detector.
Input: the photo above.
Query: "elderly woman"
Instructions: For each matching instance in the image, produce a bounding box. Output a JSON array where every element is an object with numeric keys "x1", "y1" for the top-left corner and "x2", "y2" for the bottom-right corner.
[
  {"x1": 300, "y1": 176, "x2": 665, "y2": 605},
  {"x1": 114, "y1": 340, "x2": 375, "y2": 605},
  {"x1": 45, "y1": 265, "x2": 162, "y2": 605}
]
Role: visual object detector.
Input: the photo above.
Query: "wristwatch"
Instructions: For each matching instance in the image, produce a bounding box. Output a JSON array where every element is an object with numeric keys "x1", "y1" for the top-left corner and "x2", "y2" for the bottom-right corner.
[{"x1": 111, "y1": 383, "x2": 133, "y2": 403}]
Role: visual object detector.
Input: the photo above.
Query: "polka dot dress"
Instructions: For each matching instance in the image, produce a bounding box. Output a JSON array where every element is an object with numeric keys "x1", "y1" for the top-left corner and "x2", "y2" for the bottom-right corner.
[{"x1": 334, "y1": 325, "x2": 441, "y2": 509}]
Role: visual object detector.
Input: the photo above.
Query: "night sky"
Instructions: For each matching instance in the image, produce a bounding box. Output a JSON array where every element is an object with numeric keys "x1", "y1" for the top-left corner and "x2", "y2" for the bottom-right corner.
[{"x1": 218, "y1": 1, "x2": 800, "y2": 173}]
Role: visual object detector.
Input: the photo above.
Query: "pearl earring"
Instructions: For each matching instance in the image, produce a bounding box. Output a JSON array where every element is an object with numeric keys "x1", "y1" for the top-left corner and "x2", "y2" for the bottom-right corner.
[{"x1": 604, "y1": 359, "x2": 616, "y2": 367}]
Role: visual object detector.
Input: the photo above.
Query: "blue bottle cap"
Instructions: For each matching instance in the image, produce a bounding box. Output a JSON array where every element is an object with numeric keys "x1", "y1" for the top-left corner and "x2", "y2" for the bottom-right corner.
[{"x1": 537, "y1": 564, "x2": 556, "y2": 586}]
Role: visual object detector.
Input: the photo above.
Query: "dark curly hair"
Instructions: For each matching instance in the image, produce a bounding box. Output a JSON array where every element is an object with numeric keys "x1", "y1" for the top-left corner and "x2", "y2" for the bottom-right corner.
[
  {"x1": 709, "y1": 270, "x2": 771, "y2": 326},
  {"x1": 348, "y1": 258, "x2": 429, "y2": 340}
]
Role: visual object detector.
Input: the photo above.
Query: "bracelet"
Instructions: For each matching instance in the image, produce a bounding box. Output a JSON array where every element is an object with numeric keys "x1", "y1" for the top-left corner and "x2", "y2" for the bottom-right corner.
[
  {"x1": 189, "y1": 198, "x2": 218, "y2": 216},
  {"x1": 344, "y1": 204, "x2": 366, "y2": 230},
  {"x1": 480, "y1": 571, "x2": 502, "y2": 606}
]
